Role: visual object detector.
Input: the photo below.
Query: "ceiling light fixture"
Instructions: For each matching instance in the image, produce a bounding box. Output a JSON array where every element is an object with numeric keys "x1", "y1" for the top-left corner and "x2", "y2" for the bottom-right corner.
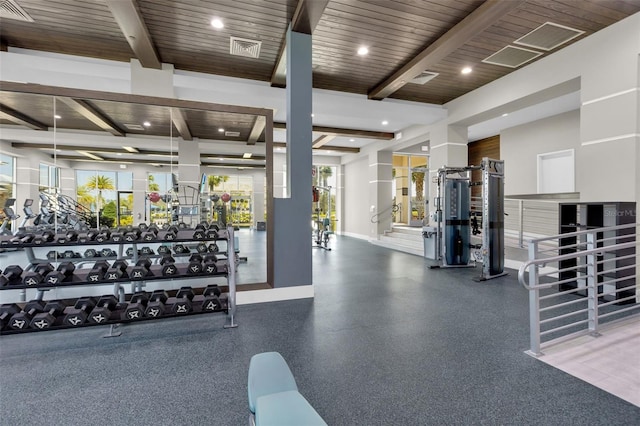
[
  {"x1": 77, "y1": 151, "x2": 103, "y2": 161},
  {"x1": 143, "y1": 121, "x2": 151, "y2": 127},
  {"x1": 123, "y1": 146, "x2": 139, "y2": 153},
  {"x1": 211, "y1": 18, "x2": 224, "y2": 29},
  {"x1": 357, "y1": 46, "x2": 369, "y2": 56},
  {"x1": 349, "y1": 138, "x2": 355, "y2": 142},
  {"x1": 54, "y1": 115, "x2": 61, "y2": 119},
  {"x1": 243, "y1": 153, "x2": 252, "y2": 159},
  {"x1": 461, "y1": 67, "x2": 472, "y2": 74},
  {"x1": 218, "y1": 128, "x2": 224, "y2": 132},
  {"x1": 381, "y1": 120, "x2": 389, "y2": 126},
  {"x1": 502, "y1": 113, "x2": 509, "y2": 117}
]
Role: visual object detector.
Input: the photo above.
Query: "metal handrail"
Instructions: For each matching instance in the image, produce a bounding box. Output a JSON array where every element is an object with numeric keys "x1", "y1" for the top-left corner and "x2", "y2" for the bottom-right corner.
[
  {"x1": 519, "y1": 222, "x2": 639, "y2": 356},
  {"x1": 518, "y1": 240, "x2": 637, "y2": 290}
]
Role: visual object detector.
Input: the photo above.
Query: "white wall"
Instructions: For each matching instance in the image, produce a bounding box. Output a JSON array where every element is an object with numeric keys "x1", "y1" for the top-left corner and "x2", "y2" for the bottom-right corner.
[
  {"x1": 501, "y1": 110, "x2": 580, "y2": 195},
  {"x1": 343, "y1": 156, "x2": 370, "y2": 239}
]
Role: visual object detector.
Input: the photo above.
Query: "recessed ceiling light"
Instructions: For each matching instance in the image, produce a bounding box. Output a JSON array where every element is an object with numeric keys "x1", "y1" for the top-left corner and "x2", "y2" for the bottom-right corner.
[
  {"x1": 461, "y1": 67, "x2": 472, "y2": 74},
  {"x1": 123, "y1": 146, "x2": 139, "y2": 153},
  {"x1": 311, "y1": 113, "x2": 314, "y2": 118},
  {"x1": 143, "y1": 121, "x2": 151, "y2": 127},
  {"x1": 116, "y1": 153, "x2": 122, "y2": 156},
  {"x1": 218, "y1": 128, "x2": 224, "y2": 132},
  {"x1": 357, "y1": 46, "x2": 369, "y2": 56},
  {"x1": 349, "y1": 138, "x2": 355, "y2": 142},
  {"x1": 243, "y1": 153, "x2": 252, "y2": 159},
  {"x1": 211, "y1": 18, "x2": 224, "y2": 29},
  {"x1": 54, "y1": 115, "x2": 61, "y2": 119},
  {"x1": 502, "y1": 113, "x2": 509, "y2": 117},
  {"x1": 381, "y1": 120, "x2": 389, "y2": 126}
]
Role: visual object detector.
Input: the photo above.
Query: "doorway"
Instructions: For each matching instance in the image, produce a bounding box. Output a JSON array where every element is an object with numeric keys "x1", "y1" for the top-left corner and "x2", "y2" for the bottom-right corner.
[{"x1": 392, "y1": 154, "x2": 429, "y2": 226}]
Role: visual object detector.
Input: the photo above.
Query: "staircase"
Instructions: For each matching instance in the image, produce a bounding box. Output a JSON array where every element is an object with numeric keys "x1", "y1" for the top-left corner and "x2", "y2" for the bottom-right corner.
[{"x1": 371, "y1": 225, "x2": 424, "y2": 256}]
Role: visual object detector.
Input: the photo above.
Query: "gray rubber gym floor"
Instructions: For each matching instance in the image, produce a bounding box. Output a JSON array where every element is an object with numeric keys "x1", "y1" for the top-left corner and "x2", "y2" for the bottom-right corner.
[{"x1": 1, "y1": 235, "x2": 638, "y2": 425}]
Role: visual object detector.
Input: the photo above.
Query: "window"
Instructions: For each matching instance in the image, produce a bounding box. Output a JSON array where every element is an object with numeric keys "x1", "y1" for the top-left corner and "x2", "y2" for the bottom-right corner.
[
  {"x1": 76, "y1": 170, "x2": 133, "y2": 227},
  {"x1": 39, "y1": 163, "x2": 59, "y2": 194},
  {"x1": 1, "y1": 154, "x2": 16, "y2": 211}
]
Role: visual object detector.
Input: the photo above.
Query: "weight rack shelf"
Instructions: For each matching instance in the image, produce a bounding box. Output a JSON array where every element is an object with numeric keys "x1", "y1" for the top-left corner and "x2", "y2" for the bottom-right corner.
[
  {"x1": 0, "y1": 224, "x2": 239, "y2": 332},
  {"x1": 0, "y1": 300, "x2": 229, "y2": 335}
]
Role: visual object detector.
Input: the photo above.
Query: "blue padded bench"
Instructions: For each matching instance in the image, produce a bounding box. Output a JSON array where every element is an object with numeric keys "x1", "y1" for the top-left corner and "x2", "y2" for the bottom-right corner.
[{"x1": 248, "y1": 352, "x2": 327, "y2": 426}]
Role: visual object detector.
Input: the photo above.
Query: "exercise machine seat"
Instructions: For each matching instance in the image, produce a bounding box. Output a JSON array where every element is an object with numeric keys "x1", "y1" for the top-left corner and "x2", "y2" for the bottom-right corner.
[
  {"x1": 255, "y1": 390, "x2": 327, "y2": 426},
  {"x1": 322, "y1": 218, "x2": 333, "y2": 234},
  {"x1": 248, "y1": 352, "x2": 298, "y2": 414}
]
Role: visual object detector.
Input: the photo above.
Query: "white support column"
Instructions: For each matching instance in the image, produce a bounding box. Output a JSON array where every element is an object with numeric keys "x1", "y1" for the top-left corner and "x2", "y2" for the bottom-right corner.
[
  {"x1": 427, "y1": 122, "x2": 469, "y2": 214},
  {"x1": 369, "y1": 151, "x2": 393, "y2": 238}
]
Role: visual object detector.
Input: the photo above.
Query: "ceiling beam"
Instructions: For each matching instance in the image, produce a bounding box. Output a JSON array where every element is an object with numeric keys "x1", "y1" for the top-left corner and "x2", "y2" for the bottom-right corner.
[
  {"x1": 170, "y1": 107, "x2": 192, "y2": 141},
  {"x1": 57, "y1": 98, "x2": 125, "y2": 137},
  {"x1": 274, "y1": 142, "x2": 359, "y2": 153},
  {"x1": 368, "y1": 0, "x2": 524, "y2": 100},
  {"x1": 270, "y1": 0, "x2": 329, "y2": 87},
  {"x1": 106, "y1": 0, "x2": 162, "y2": 69},
  {"x1": 311, "y1": 134, "x2": 335, "y2": 149},
  {"x1": 0, "y1": 103, "x2": 47, "y2": 130},
  {"x1": 247, "y1": 115, "x2": 266, "y2": 145},
  {"x1": 274, "y1": 122, "x2": 394, "y2": 140},
  {"x1": 14, "y1": 142, "x2": 266, "y2": 161}
]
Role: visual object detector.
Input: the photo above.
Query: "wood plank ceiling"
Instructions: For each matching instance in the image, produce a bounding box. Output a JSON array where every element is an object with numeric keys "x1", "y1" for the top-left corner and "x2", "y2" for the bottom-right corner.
[{"x1": 1, "y1": 0, "x2": 639, "y2": 165}]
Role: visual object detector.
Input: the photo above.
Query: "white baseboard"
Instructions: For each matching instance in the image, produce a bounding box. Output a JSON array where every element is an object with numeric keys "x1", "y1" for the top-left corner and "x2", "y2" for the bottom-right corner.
[
  {"x1": 341, "y1": 231, "x2": 370, "y2": 241},
  {"x1": 237, "y1": 285, "x2": 314, "y2": 305}
]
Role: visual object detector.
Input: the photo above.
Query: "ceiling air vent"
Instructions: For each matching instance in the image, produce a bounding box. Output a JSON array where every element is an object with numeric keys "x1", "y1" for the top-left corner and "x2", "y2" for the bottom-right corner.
[
  {"x1": 0, "y1": 0, "x2": 34, "y2": 22},
  {"x1": 514, "y1": 22, "x2": 585, "y2": 51},
  {"x1": 482, "y1": 45, "x2": 542, "y2": 69},
  {"x1": 229, "y1": 36, "x2": 262, "y2": 59},
  {"x1": 225, "y1": 131, "x2": 240, "y2": 137},
  {"x1": 124, "y1": 123, "x2": 145, "y2": 131},
  {"x1": 409, "y1": 71, "x2": 439, "y2": 85}
]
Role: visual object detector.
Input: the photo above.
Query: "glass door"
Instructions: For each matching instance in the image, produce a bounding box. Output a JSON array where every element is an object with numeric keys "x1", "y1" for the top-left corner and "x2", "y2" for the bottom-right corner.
[
  {"x1": 117, "y1": 191, "x2": 134, "y2": 226},
  {"x1": 409, "y1": 156, "x2": 428, "y2": 226}
]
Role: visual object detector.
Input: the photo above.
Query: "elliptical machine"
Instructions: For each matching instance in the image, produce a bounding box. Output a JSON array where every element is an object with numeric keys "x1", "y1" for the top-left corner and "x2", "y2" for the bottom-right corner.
[{"x1": 0, "y1": 199, "x2": 20, "y2": 236}]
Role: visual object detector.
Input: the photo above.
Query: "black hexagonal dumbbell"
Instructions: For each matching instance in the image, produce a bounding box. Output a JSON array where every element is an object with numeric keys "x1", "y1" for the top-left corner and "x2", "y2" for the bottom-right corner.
[
  {"x1": 200, "y1": 285, "x2": 225, "y2": 312},
  {"x1": 140, "y1": 246, "x2": 155, "y2": 256},
  {"x1": 100, "y1": 248, "x2": 116, "y2": 258},
  {"x1": 86, "y1": 260, "x2": 110, "y2": 283},
  {"x1": 30, "y1": 300, "x2": 67, "y2": 329},
  {"x1": 157, "y1": 245, "x2": 171, "y2": 255},
  {"x1": 203, "y1": 254, "x2": 219, "y2": 274},
  {"x1": 192, "y1": 223, "x2": 207, "y2": 240},
  {"x1": 88, "y1": 295, "x2": 119, "y2": 324},
  {"x1": 0, "y1": 304, "x2": 20, "y2": 329},
  {"x1": 110, "y1": 230, "x2": 124, "y2": 242},
  {"x1": 164, "y1": 225, "x2": 179, "y2": 241},
  {"x1": 62, "y1": 250, "x2": 78, "y2": 259},
  {"x1": 208, "y1": 242, "x2": 219, "y2": 253},
  {"x1": 138, "y1": 223, "x2": 149, "y2": 231},
  {"x1": 130, "y1": 258, "x2": 152, "y2": 280},
  {"x1": 126, "y1": 247, "x2": 140, "y2": 258},
  {"x1": 46, "y1": 251, "x2": 62, "y2": 261},
  {"x1": 173, "y1": 244, "x2": 189, "y2": 255},
  {"x1": 124, "y1": 228, "x2": 141, "y2": 242},
  {"x1": 123, "y1": 292, "x2": 149, "y2": 320},
  {"x1": 206, "y1": 228, "x2": 219, "y2": 240},
  {"x1": 187, "y1": 253, "x2": 203, "y2": 275},
  {"x1": 44, "y1": 261, "x2": 76, "y2": 285},
  {"x1": 22, "y1": 263, "x2": 55, "y2": 286},
  {"x1": 84, "y1": 229, "x2": 99, "y2": 242},
  {"x1": 160, "y1": 255, "x2": 178, "y2": 276},
  {"x1": 0, "y1": 265, "x2": 24, "y2": 286},
  {"x1": 95, "y1": 229, "x2": 111, "y2": 243},
  {"x1": 144, "y1": 290, "x2": 169, "y2": 318},
  {"x1": 63, "y1": 297, "x2": 96, "y2": 326},
  {"x1": 8, "y1": 300, "x2": 45, "y2": 330},
  {"x1": 169, "y1": 287, "x2": 194, "y2": 314},
  {"x1": 105, "y1": 260, "x2": 128, "y2": 281},
  {"x1": 33, "y1": 230, "x2": 55, "y2": 245},
  {"x1": 84, "y1": 248, "x2": 100, "y2": 258},
  {"x1": 196, "y1": 242, "x2": 209, "y2": 254},
  {"x1": 141, "y1": 224, "x2": 160, "y2": 242}
]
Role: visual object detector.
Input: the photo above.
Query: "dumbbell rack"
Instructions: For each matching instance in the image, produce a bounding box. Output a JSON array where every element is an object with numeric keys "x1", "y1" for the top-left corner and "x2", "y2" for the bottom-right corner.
[{"x1": 0, "y1": 225, "x2": 238, "y2": 335}]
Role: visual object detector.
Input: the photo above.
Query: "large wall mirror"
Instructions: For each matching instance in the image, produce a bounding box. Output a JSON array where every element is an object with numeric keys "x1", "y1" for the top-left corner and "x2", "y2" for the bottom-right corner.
[{"x1": 0, "y1": 81, "x2": 273, "y2": 289}]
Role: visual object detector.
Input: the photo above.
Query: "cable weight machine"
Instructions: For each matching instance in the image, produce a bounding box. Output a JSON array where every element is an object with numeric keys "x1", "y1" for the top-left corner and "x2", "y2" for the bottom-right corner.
[{"x1": 427, "y1": 157, "x2": 506, "y2": 281}]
